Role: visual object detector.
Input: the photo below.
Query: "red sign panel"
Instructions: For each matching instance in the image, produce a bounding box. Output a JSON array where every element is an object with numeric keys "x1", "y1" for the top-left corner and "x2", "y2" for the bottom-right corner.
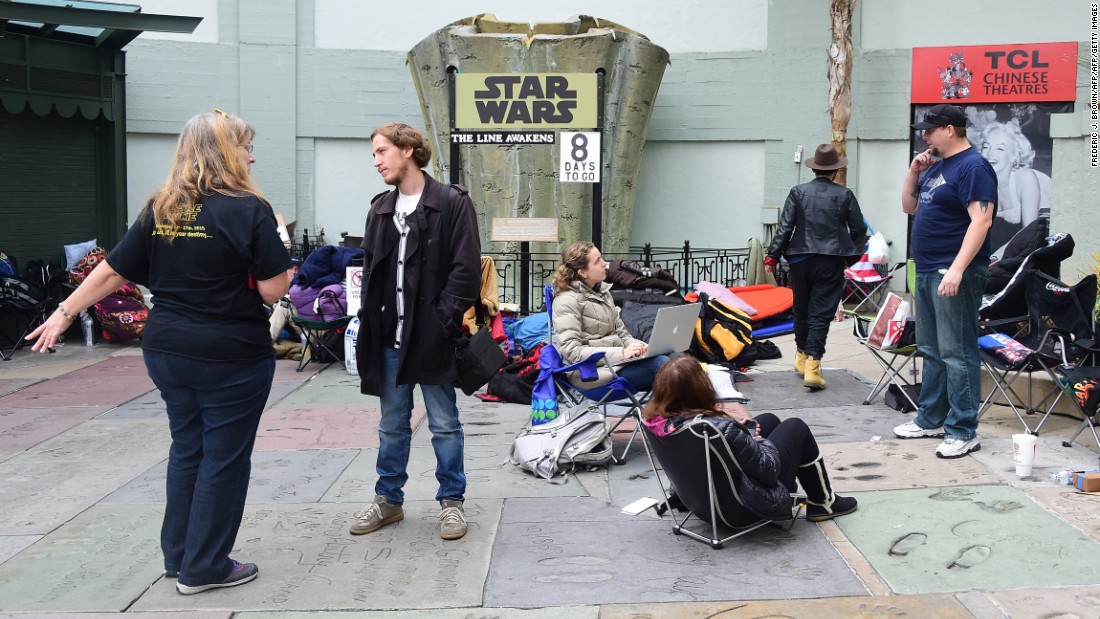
[{"x1": 911, "y1": 42, "x2": 1078, "y2": 103}]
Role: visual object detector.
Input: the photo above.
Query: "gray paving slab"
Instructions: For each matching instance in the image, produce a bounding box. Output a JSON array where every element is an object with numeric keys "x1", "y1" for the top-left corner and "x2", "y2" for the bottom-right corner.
[
  {"x1": 96, "y1": 389, "x2": 165, "y2": 419},
  {"x1": 820, "y1": 437, "x2": 1002, "y2": 492},
  {"x1": 753, "y1": 403, "x2": 906, "y2": 443},
  {"x1": 833, "y1": 485, "x2": 1100, "y2": 594},
  {"x1": 104, "y1": 449, "x2": 358, "y2": 504},
  {"x1": 238, "y1": 609, "x2": 597, "y2": 619},
  {"x1": 322, "y1": 446, "x2": 588, "y2": 503},
  {"x1": 0, "y1": 613, "x2": 230, "y2": 619},
  {"x1": 736, "y1": 369, "x2": 870, "y2": 409},
  {"x1": 0, "y1": 534, "x2": 39, "y2": 566},
  {"x1": 275, "y1": 368, "x2": 364, "y2": 407},
  {"x1": 413, "y1": 399, "x2": 529, "y2": 447},
  {"x1": 486, "y1": 497, "x2": 866, "y2": 607},
  {"x1": 0, "y1": 419, "x2": 170, "y2": 535},
  {"x1": 0, "y1": 406, "x2": 104, "y2": 459},
  {"x1": 0, "y1": 504, "x2": 165, "y2": 612},
  {"x1": 969, "y1": 430, "x2": 1100, "y2": 487},
  {"x1": 1028, "y1": 485, "x2": 1100, "y2": 542},
  {"x1": 131, "y1": 500, "x2": 502, "y2": 612}
]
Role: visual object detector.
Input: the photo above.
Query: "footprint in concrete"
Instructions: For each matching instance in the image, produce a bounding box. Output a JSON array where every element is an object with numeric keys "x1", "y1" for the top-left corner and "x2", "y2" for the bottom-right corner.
[
  {"x1": 888, "y1": 532, "x2": 927, "y2": 556},
  {"x1": 854, "y1": 474, "x2": 885, "y2": 481},
  {"x1": 947, "y1": 544, "x2": 991, "y2": 569},
  {"x1": 928, "y1": 488, "x2": 977, "y2": 501},
  {"x1": 849, "y1": 461, "x2": 882, "y2": 468},
  {"x1": 537, "y1": 555, "x2": 611, "y2": 566},
  {"x1": 974, "y1": 500, "x2": 1024, "y2": 514}
]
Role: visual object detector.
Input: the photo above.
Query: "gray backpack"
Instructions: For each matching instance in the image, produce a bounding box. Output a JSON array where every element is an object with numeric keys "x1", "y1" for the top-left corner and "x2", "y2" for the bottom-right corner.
[{"x1": 508, "y1": 404, "x2": 613, "y2": 480}]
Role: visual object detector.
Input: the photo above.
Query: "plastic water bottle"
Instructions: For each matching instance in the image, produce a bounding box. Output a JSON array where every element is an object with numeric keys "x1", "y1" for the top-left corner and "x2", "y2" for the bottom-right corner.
[
  {"x1": 344, "y1": 316, "x2": 359, "y2": 375},
  {"x1": 81, "y1": 313, "x2": 94, "y2": 346}
]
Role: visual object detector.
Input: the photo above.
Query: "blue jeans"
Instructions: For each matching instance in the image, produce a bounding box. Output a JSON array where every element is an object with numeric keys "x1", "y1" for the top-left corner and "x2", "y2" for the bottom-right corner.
[
  {"x1": 144, "y1": 350, "x2": 274, "y2": 587},
  {"x1": 615, "y1": 354, "x2": 670, "y2": 391},
  {"x1": 376, "y1": 347, "x2": 465, "y2": 504},
  {"x1": 913, "y1": 265, "x2": 989, "y2": 441}
]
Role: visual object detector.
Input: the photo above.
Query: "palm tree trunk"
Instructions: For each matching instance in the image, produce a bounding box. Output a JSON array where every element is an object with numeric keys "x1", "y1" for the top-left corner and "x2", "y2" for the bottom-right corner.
[{"x1": 828, "y1": 0, "x2": 855, "y2": 187}]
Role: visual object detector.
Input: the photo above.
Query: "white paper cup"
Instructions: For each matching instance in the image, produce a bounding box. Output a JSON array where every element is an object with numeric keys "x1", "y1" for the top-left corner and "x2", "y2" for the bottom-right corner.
[{"x1": 1012, "y1": 433, "x2": 1037, "y2": 477}]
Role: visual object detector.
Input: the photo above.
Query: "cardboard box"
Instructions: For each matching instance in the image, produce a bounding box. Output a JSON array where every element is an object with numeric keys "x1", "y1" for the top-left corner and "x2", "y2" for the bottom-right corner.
[{"x1": 1072, "y1": 470, "x2": 1100, "y2": 493}]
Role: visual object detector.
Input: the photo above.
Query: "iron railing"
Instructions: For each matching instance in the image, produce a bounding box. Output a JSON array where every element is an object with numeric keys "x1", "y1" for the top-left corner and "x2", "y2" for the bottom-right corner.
[{"x1": 490, "y1": 242, "x2": 760, "y2": 314}]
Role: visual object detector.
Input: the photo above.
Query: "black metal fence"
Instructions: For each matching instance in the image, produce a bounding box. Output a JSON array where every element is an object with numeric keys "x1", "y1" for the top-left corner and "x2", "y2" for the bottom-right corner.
[{"x1": 490, "y1": 242, "x2": 763, "y2": 314}]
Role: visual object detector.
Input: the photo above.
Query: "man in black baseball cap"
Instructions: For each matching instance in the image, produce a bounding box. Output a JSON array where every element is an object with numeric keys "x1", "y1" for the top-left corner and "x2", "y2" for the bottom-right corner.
[
  {"x1": 893, "y1": 101, "x2": 996, "y2": 460},
  {"x1": 912, "y1": 103, "x2": 967, "y2": 130}
]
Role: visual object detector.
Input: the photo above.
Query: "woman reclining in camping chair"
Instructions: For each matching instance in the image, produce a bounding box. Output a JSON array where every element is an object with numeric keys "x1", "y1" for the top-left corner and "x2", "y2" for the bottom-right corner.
[
  {"x1": 643, "y1": 354, "x2": 858, "y2": 522},
  {"x1": 551, "y1": 240, "x2": 669, "y2": 390}
]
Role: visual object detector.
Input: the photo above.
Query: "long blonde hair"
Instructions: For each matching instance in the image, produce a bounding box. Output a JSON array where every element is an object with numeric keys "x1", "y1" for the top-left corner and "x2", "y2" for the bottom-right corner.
[
  {"x1": 552, "y1": 241, "x2": 595, "y2": 295},
  {"x1": 148, "y1": 109, "x2": 264, "y2": 235}
]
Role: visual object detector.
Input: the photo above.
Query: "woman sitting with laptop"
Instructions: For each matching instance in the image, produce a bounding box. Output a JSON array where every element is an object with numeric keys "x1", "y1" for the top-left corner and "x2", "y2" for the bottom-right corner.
[
  {"x1": 551, "y1": 241, "x2": 670, "y2": 390},
  {"x1": 644, "y1": 354, "x2": 858, "y2": 522}
]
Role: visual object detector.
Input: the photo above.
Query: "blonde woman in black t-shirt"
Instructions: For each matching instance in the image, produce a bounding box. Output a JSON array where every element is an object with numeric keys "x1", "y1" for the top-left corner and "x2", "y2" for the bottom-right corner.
[{"x1": 28, "y1": 109, "x2": 292, "y2": 595}]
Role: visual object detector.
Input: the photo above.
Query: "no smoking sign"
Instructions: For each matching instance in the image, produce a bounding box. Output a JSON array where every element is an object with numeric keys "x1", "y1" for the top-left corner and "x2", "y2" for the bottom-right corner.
[{"x1": 559, "y1": 131, "x2": 600, "y2": 183}]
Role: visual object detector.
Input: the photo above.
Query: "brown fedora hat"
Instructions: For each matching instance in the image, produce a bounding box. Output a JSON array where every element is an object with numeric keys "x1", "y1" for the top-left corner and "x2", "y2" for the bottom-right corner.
[{"x1": 804, "y1": 143, "x2": 847, "y2": 170}]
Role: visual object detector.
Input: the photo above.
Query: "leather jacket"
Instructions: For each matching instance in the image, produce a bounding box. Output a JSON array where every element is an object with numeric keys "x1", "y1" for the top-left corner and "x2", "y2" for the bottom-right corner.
[{"x1": 767, "y1": 177, "x2": 867, "y2": 260}]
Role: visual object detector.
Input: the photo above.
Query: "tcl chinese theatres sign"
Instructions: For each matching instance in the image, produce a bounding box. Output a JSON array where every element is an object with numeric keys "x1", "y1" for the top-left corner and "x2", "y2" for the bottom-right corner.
[{"x1": 912, "y1": 42, "x2": 1078, "y2": 103}]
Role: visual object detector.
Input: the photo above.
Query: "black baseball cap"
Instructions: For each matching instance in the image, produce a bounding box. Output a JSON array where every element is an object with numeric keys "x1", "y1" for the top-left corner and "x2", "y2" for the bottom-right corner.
[{"x1": 912, "y1": 104, "x2": 967, "y2": 130}]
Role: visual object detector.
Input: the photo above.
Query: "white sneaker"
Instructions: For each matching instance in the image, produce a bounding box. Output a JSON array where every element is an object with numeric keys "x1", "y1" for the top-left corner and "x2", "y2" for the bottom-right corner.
[
  {"x1": 935, "y1": 435, "x2": 981, "y2": 459},
  {"x1": 893, "y1": 421, "x2": 945, "y2": 439}
]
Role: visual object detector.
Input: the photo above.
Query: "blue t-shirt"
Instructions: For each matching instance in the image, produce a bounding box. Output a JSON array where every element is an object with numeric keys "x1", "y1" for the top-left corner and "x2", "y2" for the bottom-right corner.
[{"x1": 911, "y1": 147, "x2": 998, "y2": 272}]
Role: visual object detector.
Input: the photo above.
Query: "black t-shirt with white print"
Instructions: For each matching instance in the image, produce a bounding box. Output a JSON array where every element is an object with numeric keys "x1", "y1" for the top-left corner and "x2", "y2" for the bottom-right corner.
[{"x1": 107, "y1": 192, "x2": 292, "y2": 361}]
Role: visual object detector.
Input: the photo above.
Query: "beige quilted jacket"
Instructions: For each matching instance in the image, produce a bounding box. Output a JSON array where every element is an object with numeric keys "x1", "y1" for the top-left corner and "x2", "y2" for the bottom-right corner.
[{"x1": 551, "y1": 280, "x2": 641, "y2": 388}]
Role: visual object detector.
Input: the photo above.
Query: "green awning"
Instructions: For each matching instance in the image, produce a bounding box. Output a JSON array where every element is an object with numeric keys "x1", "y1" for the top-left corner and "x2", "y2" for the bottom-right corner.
[{"x1": 0, "y1": 0, "x2": 201, "y2": 49}]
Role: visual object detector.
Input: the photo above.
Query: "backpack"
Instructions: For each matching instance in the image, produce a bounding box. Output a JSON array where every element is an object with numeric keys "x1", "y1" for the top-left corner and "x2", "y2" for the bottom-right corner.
[
  {"x1": 484, "y1": 343, "x2": 544, "y2": 405},
  {"x1": 508, "y1": 403, "x2": 613, "y2": 480},
  {"x1": 0, "y1": 276, "x2": 45, "y2": 308},
  {"x1": 0, "y1": 251, "x2": 16, "y2": 278},
  {"x1": 690, "y1": 292, "x2": 754, "y2": 364}
]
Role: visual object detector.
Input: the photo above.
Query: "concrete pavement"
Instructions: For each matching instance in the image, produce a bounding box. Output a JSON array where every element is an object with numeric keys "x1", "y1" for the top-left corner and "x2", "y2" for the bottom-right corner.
[{"x1": 0, "y1": 317, "x2": 1098, "y2": 618}]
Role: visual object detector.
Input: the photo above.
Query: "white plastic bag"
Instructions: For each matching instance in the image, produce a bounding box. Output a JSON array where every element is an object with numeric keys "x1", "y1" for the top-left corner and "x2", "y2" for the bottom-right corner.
[{"x1": 867, "y1": 232, "x2": 890, "y2": 265}]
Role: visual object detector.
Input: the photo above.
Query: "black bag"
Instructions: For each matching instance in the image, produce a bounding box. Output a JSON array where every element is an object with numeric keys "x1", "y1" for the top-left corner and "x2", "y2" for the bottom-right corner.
[
  {"x1": 885, "y1": 383, "x2": 921, "y2": 413},
  {"x1": 454, "y1": 327, "x2": 507, "y2": 396}
]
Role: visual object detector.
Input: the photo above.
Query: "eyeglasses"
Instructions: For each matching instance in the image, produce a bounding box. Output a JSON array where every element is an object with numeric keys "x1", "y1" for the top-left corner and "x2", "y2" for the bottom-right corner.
[{"x1": 240, "y1": 144, "x2": 254, "y2": 153}]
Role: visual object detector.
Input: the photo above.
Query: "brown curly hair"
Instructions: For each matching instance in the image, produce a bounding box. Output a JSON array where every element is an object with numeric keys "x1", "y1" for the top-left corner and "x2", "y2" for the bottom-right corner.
[
  {"x1": 371, "y1": 122, "x2": 432, "y2": 168},
  {"x1": 551, "y1": 241, "x2": 595, "y2": 295},
  {"x1": 643, "y1": 354, "x2": 721, "y2": 421}
]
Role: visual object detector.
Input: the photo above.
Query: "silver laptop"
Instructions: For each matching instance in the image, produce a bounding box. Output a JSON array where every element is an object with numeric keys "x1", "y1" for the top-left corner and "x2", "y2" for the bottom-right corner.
[{"x1": 620, "y1": 302, "x2": 701, "y2": 363}]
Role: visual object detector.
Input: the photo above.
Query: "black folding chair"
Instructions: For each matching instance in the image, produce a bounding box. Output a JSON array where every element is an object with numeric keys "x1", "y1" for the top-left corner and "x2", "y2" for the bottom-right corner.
[
  {"x1": 0, "y1": 276, "x2": 53, "y2": 360},
  {"x1": 641, "y1": 419, "x2": 803, "y2": 549}
]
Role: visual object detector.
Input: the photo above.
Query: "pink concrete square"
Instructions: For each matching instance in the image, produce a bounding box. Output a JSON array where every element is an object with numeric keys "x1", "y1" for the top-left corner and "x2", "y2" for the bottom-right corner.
[
  {"x1": 0, "y1": 376, "x2": 155, "y2": 409},
  {"x1": 273, "y1": 360, "x2": 325, "y2": 382},
  {"x1": 62, "y1": 357, "x2": 151, "y2": 379},
  {"x1": 254, "y1": 405, "x2": 426, "y2": 451}
]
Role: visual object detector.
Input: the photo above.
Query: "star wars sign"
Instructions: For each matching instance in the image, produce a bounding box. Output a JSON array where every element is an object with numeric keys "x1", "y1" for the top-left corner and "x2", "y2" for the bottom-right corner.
[{"x1": 559, "y1": 132, "x2": 600, "y2": 183}]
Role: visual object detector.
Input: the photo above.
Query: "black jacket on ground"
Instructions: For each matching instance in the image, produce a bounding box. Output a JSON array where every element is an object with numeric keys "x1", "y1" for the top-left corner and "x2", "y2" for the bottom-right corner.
[
  {"x1": 767, "y1": 176, "x2": 867, "y2": 260},
  {"x1": 356, "y1": 173, "x2": 481, "y2": 395}
]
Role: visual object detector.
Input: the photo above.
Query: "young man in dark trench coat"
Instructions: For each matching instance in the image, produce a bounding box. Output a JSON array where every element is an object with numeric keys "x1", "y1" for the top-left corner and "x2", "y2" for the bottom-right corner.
[{"x1": 350, "y1": 122, "x2": 480, "y2": 540}]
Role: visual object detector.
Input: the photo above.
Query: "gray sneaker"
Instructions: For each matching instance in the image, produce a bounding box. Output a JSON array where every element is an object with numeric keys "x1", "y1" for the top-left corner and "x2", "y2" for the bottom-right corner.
[
  {"x1": 893, "y1": 420, "x2": 945, "y2": 439},
  {"x1": 439, "y1": 500, "x2": 467, "y2": 540},
  {"x1": 349, "y1": 495, "x2": 404, "y2": 535}
]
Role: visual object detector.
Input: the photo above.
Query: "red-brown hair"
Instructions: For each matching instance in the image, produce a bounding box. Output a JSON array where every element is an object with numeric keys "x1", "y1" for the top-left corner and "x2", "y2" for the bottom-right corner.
[{"x1": 642, "y1": 354, "x2": 722, "y2": 421}]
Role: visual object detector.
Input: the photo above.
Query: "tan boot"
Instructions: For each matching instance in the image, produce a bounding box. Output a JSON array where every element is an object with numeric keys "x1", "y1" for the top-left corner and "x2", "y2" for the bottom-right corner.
[
  {"x1": 803, "y1": 358, "x2": 826, "y2": 390},
  {"x1": 794, "y1": 351, "x2": 807, "y2": 377}
]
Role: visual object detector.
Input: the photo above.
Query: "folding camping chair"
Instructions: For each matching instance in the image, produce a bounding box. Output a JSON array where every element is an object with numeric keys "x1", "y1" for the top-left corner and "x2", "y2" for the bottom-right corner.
[
  {"x1": 980, "y1": 272, "x2": 1099, "y2": 440},
  {"x1": 543, "y1": 285, "x2": 649, "y2": 464},
  {"x1": 842, "y1": 256, "x2": 905, "y2": 316},
  {"x1": 641, "y1": 419, "x2": 803, "y2": 549},
  {"x1": 853, "y1": 313, "x2": 921, "y2": 410},
  {"x1": 291, "y1": 314, "x2": 351, "y2": 372}
]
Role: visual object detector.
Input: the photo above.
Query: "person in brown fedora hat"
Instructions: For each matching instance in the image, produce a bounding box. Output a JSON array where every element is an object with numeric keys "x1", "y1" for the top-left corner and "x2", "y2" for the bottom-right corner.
[{"x1": 764, "y1": 143, "x2": 866, "y2": 391}]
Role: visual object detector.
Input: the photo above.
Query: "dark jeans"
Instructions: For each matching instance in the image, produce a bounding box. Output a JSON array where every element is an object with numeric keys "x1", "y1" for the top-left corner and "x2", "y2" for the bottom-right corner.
[
  {"x1": 789, "y1": 255, "x2": 846, "y2": 359},
  {"x1": 615, "y1": 354, "x2": 670, "y2": 391},
  {"x1": 144, "y1": 350, "x2": 274, "y2": 587},
  {"x1": 754, "y1": 413, "x2": 820, "y2": 492}
]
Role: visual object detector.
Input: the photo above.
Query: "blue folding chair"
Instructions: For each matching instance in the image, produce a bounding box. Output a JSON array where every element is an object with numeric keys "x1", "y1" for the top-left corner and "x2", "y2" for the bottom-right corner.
[{"x1": 542, "y1": 285, "x2": 649, "y2": 464}]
